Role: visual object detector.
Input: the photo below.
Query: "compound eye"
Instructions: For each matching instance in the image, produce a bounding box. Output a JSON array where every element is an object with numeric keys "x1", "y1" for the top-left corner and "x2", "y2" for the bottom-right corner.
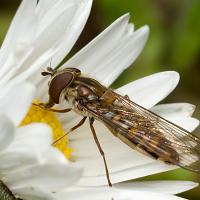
[{"x1": 49, "y1": 72, "x2": 73, "y2": 104}]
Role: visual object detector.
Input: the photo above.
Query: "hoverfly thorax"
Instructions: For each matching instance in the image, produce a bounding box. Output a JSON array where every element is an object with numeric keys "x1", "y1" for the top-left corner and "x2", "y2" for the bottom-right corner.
[{"x1": 42, "y1": 67, "x2": 81, "y2": 104}]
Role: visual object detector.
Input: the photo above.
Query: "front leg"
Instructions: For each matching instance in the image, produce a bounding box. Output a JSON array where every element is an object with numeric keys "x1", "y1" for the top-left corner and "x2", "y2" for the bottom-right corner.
[
  {"x1": 39, "y1": 100, "x2": 55, "y2": 109},
  {"x1": 33, "y1": 102, "x2": 72, "y2": 113},
  {"x1": 52, "y1": 117, "x2": 87, "y2": 145}
]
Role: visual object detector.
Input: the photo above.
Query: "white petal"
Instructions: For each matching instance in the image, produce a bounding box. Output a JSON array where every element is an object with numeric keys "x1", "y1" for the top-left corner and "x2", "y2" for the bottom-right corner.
[
  {"x1": 0, "y1": 148, "x2": 38, "y2": 172},
  {"x1": 116, "y1": 181, "x2": 198, "y2": 195},
  {"x1": 63, "y1": 14, "x2": 149, "y2": 86},
  {"x1": 63, "y1": 13, "x2": 130, "y2": 68},
  {"x1": 0, "y1": 82, "x2": 35, "y2": 126},
  {"x1": 13, "y1": 186, "x2": 55, "y2": 200},
  {"x1": 56, "y1": 187, "x2": 187, "y2": 200},
  {"x1": 0, "y1": 123, "x2": 53, "y2": 172},
  {"x1": 117, "y1": 190, "x2": 187, "y2": 200},
  {"x1": 0, "y1": 115, "x2": 15, "y2": 151},
  {"x1": 0, "y1": 123, "x2": 53, "y2": 171},
  {"x1": 0, "y1": 50, "x2": 35, "y2": 88},
  {"x1": 164, "y1": 116, "x2": 199, "y2": 132},
  {"x1": 10, "y1": 50, "x2": 55, "y2": 85},
  {"x1": 6, "y1": 162, "x2": 82, "y2": 191},
  {"x1": 117, "y1": 71, "x2": 180, "y2": 108},
  {"x1": 0, "y1": 5, "x2": 38, "y2": 86},
  {"x1": 0, "y1": 0, "x2": 37, "y2": 68},
  {"x1": 151, "y1": 103, "x2": 199, "y2": 131},
  {"x1": 14, "y1": 123, "x2": 52, "y2": 149},
  {"x1": 151, "y1": 103, "x2": 196, "y2": 118},
  {"x1": 49, "y1": 0, "x2": 93, "y2": 68},
  {"x1": 56, "y1": 187, "x2": 116, "y2": 200},
  {"x1": 77, "y1": 162, "x2": 176, "y2": 186}
]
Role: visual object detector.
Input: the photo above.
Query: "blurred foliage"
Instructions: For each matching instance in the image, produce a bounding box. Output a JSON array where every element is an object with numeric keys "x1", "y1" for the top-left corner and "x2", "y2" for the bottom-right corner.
[{"x1": 0, "y1": 0, "x2": 200, "y2": 199}]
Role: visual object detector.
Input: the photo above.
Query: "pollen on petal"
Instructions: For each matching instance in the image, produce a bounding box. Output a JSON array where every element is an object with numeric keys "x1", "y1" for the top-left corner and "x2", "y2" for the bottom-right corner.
[{"x1": 20, "y1": 100, "x2": 72, "y2": 159}]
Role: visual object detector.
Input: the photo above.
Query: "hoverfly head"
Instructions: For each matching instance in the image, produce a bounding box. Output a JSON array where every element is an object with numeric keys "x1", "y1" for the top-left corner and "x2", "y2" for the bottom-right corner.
[{"x1": 47, "y1": 68, "x2": 81, "y2": 104}]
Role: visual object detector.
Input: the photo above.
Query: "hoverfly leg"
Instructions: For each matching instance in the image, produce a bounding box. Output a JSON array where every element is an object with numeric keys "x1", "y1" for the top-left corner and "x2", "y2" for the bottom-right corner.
[
  {"x1": 52, "y1": 117, "x2": 87, "y2": 145},
  {"x1": 37, "y1": 101, "x2": 55, "y2": 109},
  {"x1": 69, "y1": 117, "x2": 87, "y2": 133},
  {"x1": 42, "y1": 107, "x2": 72, "y2": 113},
  {"x1": 89, "y1": 117, "x2": 112, "y2": 187},
  {"x1": 33, "y1": 102, "x2": 72, "y2": 113}
]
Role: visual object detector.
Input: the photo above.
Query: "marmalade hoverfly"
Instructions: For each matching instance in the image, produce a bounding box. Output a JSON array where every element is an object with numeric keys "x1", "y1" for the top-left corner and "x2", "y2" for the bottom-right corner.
[{"x1": 37, "y1": 67, "x2": 200, "y2": 186}]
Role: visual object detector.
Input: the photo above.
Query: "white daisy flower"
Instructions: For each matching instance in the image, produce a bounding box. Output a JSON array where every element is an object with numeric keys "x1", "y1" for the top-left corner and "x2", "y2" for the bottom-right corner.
[{"x1": 0, "y1": 0, "x2": 199, "y2": 200}]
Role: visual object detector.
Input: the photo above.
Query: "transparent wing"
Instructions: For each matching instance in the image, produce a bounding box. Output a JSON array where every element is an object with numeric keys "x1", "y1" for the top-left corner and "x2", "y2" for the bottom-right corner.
[{"x1": 84, "y1": 90, "x2": 200, "y2": 173}]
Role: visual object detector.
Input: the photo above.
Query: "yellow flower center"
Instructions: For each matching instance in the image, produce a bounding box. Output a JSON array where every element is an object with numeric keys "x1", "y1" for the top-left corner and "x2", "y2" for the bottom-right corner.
[{"x1": 20, "y1": 100, "x2": 72, "y2": 159}]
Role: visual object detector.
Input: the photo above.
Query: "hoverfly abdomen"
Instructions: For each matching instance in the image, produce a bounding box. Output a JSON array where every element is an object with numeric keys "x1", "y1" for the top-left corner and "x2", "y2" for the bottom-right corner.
[
  {"x1": 122, "y1": 125, "x2": 180, "y2": 164},
  {"x1": 145, "y1": 131, "x2": 180, "y2": 164},
  {"x1": 142, "y1": 137, "x2": 179, "y2": 164}
]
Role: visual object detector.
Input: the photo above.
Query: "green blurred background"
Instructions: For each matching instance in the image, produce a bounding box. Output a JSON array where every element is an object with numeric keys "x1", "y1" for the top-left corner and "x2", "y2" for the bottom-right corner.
[{"x1": 0, "y1": 0, "x2": 200, "y2": 199}]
